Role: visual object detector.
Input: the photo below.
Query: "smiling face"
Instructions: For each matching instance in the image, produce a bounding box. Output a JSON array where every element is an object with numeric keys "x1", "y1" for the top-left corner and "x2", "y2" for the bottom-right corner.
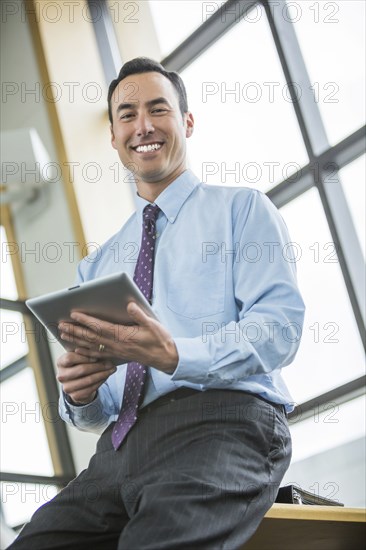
[{"x1": 110, "y1": 71, "x2": 194, "y2": 201}]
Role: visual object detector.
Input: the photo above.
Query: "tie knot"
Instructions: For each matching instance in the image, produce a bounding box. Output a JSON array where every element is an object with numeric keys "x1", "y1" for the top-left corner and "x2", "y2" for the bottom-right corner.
[{"x1": 143, "y1": 204, "x2": 160, "y2": 222}]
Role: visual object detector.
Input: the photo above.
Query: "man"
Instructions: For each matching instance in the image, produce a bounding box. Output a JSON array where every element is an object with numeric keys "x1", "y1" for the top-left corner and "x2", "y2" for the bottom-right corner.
[{"x1": 9, "y1": 57, "x2": 305, "y2": 549}]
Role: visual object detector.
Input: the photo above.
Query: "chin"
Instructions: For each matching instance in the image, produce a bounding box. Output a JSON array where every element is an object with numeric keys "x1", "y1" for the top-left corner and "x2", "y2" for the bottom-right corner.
[{"x1": 140, "y1": 170, "x2": 167, "y2": 183}]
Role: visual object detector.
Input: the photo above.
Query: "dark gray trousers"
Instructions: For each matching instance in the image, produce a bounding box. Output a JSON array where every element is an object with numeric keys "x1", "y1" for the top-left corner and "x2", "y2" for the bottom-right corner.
[{"x1": 8, "y1": 389, "x2": 291, "y2": 550}]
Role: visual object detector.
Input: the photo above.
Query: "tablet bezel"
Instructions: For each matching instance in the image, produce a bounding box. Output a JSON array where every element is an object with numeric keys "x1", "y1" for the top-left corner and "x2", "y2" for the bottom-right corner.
[{"x1": 25, "y1": 272, "x2": 158, "y2": 351}]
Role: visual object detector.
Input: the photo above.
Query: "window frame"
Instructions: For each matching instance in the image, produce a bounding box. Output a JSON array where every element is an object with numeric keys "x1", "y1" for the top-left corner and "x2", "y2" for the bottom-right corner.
[{"x1": 159, "y1": 0, "x2": 366, "y2": 398}]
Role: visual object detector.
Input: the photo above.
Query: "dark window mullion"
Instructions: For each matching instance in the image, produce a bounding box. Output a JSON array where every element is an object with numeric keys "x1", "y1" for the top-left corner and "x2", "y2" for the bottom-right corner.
[
  {"x1": 162, "y1": 0, "x2": 259, "y2": 71},
  {"x1": 263, "y1": 0, "x2": 329, "y2": 160},
  {"x1": 0, "y1": 355, "x2": 28, "y2": 383},
  {"x1": 87, "y1": 0, "x2": 122, "y2": 85}
]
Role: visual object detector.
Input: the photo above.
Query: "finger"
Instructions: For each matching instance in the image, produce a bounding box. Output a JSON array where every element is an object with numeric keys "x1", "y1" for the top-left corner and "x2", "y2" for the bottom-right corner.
[
  {"x1": 74, "y1": 348, "x2": 129, "y2": 369},
  {"x1": 61, "y1": 322, "x2": 141, "y2": 352},
  {"x1": 59, "y1": 329, "x2": 107, "y2": 351},
  {"x1": 71, "y1": 346, "x2": 95, "y2": 358},
  {"x1": 57, "y1": 360, "x2": 114, "y2": 383},
  {"x1": 62, "y1": 368, "x2": 116, "y2": 401},
  {"x1": 73, "y1": 346, "x2": 100, "y2": 358},
  {"x1": 64, "y1": 366, "x2": 116, "y2": 390},
  {"x1": 57, "y1": 351, "x2": 99, "y2": 369},
  {"x1": 63, "y1": 313, "x2": 140, "y2": 344},
  {"x1": 74, "y1": 345, "x2": 113, "y2": 360},
  {"x1": 58, "y1": 321, "x2": 102, "y2": 346},
  {"x1": 59, "y1": 330, "x2": 89, "y2": 349},
  {"x1": 127, "y1": 302, "x2": 152, "y2": 327},
  {"x1": 69, "y1": 312, "x2": 117, "y2": 339}
]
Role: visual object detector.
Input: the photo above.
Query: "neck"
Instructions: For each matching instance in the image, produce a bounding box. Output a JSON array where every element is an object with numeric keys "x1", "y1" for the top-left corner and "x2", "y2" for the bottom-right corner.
[{"x1": 135, "y1": 168, "x2": 187, "y2": 203}]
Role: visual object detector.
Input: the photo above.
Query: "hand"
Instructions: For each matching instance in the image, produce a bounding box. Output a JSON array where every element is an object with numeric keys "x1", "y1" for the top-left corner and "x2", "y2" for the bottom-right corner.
[
  {"x1": 56, "y1": 351, "x2": 117, "y2": 404},
  {"x1": 58, "y1": 302, "x2": 179, "y2": 374}
]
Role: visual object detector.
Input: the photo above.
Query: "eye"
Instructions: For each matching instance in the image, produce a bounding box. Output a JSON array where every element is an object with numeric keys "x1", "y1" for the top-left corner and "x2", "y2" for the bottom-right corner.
[
  {"x1": 120, "y1": 112, "x2": 135, "y2": 120},
  {"x1": 151, "y1": 108, "x2": 168, "y2": 114}
]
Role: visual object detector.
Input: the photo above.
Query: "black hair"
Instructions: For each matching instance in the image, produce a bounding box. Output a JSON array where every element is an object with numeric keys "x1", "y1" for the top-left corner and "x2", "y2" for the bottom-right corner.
[{"x1": 107, "y1": 57, "x2": 188, "y2": 124}]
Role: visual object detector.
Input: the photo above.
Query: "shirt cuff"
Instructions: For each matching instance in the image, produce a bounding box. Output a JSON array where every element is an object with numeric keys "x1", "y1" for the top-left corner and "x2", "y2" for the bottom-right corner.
[
  {"x1": 64, "y1": 391, "x2": 97, "y2": 407},
  {"x1": 61, "y1": 390, "x2": 104, "y2": 427},
  {"x1": 171, "y1": 336, "x2": 212, "y2": 384}
]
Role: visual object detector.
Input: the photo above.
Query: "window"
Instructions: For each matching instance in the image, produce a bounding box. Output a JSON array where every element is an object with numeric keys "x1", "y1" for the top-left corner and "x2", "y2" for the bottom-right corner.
[
  {"x1": 280, "y1": 188, "x2": 365, "y2": 403},
  {"x1": 289, "y1": 395, "x2": 365, "y2": 464},
  {"x1": 339, "y1": 155, "x2": 366, "y2": 260},
  {"x1": 0, "y1": 308, "x2": 29, "y2": 370},
  {"x1": 0, "y1": 226, "x2": 18, "y2": 301},
  {"x1": 0, "y1": 223, "x2": 72, "y2": 528},
  {"x1": 1, "y1": 368, "x2": 54, "y2": 476},
  {"x1": 1, "y1": 481, "x2": 58, "y2": 530},
  {"x1": 154, "y1": 1, "x2": 365, "y2": 501},
  {"x1": 182, "y1": 12, "x2": 308, "y2": 190},
  {"x1": 148, "y1": 0, "x2": 219, "y2": 58},
  {"x1": 290, "y1": 0, "x2": 366, "y2": 145},
  {"x1": 1, "y1": 226, "x2": 29, "y2": 367},
  {"x1": 285, "y1": 395, "x2": 365, "y2": 507}
]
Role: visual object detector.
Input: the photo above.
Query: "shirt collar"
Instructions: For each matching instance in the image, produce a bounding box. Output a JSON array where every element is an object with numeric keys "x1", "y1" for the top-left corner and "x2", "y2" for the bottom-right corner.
[{"x1": 135, "y1": 169, "x2": 200, "y2": 224}]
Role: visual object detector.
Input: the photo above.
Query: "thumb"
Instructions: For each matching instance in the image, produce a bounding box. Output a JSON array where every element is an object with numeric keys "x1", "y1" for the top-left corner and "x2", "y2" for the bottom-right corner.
[{"x1": 127, "y1": 302, "x2": 150, "y2": 325}]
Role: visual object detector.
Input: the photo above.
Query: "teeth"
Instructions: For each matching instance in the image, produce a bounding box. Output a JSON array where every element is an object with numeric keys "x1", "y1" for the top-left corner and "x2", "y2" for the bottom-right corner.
[{"x1": 135, "y1": 143, "x2": 162, "y2": 153}]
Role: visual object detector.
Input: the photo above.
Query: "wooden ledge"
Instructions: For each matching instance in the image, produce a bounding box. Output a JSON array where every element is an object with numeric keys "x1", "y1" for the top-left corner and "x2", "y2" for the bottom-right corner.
[
  {"x1": 265, "y1": 503, "x2": 366, "y2": 522},
  {"x1": 243, "y1": 505, "x2": 366, "y2": 549}
]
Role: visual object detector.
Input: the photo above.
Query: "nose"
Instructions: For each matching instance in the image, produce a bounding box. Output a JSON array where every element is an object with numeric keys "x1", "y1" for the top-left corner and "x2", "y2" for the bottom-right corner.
[{"x1": 135, "y1": 113, "x2": 155, "y2": 137}]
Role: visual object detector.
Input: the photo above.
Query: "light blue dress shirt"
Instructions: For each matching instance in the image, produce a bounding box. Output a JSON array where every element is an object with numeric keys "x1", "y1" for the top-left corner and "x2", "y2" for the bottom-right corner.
[{"x1": 60, "y1": 170, "x2": 305, "y2": 433}]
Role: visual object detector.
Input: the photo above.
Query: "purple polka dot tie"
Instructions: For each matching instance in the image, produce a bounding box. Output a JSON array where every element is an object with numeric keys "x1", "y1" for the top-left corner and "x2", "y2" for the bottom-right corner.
[{"x1": 112, "y1": 204, "x2": 160, "y2": 450}]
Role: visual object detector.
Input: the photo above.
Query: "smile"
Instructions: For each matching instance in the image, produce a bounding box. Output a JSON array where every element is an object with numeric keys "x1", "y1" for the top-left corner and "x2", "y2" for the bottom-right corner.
[{"x1": 133, "y1": 143, "x2": 163, "y2": 153}]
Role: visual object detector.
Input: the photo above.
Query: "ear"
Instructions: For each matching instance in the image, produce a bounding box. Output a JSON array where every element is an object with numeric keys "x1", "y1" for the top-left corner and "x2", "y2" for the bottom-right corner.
[
  {"x1": 185, "y1": 112, "x2": 194, "y2": 138},
  {"x1": 110, "y1": 124, "x2": 117, "y2": 150}
]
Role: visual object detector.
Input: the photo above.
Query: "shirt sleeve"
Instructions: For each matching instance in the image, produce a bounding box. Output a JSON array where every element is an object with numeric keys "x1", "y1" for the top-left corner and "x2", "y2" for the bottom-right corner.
[
  {"x1": 171, "y1": 190, "x2": 305, "y2": 387},
  {"x1": 58, "y1": 383, "x2": 117, "y2": 434}
]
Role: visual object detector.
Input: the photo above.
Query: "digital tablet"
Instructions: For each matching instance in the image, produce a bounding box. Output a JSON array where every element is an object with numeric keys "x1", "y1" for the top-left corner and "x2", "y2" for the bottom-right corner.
[{"x1": 25, "y1": 272, "x2": 158, "y2": 351}]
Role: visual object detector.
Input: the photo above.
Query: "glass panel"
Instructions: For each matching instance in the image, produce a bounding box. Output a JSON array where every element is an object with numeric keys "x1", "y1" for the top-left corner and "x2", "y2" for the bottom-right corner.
[
  {"x1": 290, "y1": 0, "x2": 366, "y2": 146},
  {"x1": 339, "y1": 155, "x2": 366, "y2": 260},
  {"x1": 280, "y1": 187, "x2": 365, "y2": 404},
  {"x1": 289, "y1": 395, "x2": 365, "y2": 463},
  {"x1": 181, "y1": 10, "x2": 308, "y2": 191},
  {"x1": 0, "y1": 367, "x2": 54, "y2": 476},
  {"x1": 148, "y1": 0, "x2": 219, "y2": 58},
  {"x1": 1, "y1": 482, "x2": 58, "y2": 529},
  {"x1": 0, "y1": 309, "x2": 29, "y2": 370},
  {"x1": 0, "y1": 225, "x2": 18, "y2": 300},
  {"x1": 284, "y1": 395, "x2": 365, "y2": 508}
]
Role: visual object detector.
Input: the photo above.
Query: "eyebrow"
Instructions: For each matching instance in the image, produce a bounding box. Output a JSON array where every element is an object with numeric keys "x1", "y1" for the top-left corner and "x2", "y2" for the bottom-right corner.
[{"x1": 116, "y1": 97, "x2": 171, "y2": 115}]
